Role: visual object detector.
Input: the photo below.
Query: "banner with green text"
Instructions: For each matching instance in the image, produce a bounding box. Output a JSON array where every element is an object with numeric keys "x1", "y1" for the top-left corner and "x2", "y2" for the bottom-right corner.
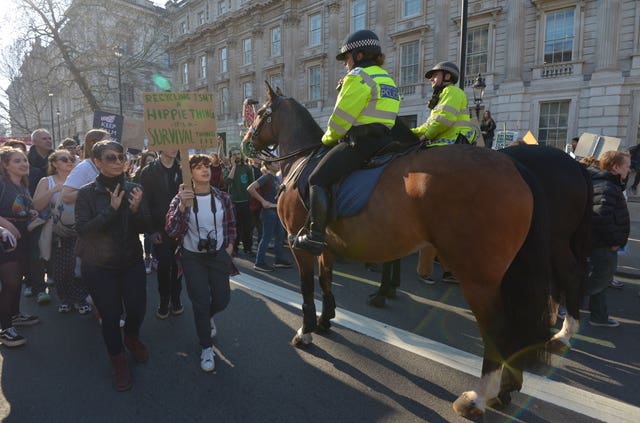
[{"x1": 142, "y1": 92, "x2": 217, "y2": 151}]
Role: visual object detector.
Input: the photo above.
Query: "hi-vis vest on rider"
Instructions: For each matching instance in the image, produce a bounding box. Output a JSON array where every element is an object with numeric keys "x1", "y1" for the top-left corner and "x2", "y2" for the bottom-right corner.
[
  {"x1": 322, "y1": 65, "x2": 400, "y2": 147},
  {"x1": 411, "y1": 84, "x2": 476, "y2": 146}
]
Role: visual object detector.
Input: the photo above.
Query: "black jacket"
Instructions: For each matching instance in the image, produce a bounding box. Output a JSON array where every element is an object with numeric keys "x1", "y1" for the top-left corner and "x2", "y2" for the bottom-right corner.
[
  {"x1": 27, "y1": 147, "x2": 52, "y2": 197},
  {"x1": 75, "y1": 175, "x2": 151, "y2": 269},
  {"x1": 589, "y1": 167, "x2": 630, "y2": 248},
  {"x1": 139, "y1": 158, "x2": 182, "y2": 233}
]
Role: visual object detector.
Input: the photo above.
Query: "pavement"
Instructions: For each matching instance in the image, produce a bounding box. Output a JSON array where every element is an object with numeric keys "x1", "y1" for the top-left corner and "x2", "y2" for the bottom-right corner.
[{"x1": 616, "y1": 194, "x2": 640, "y2": 278}]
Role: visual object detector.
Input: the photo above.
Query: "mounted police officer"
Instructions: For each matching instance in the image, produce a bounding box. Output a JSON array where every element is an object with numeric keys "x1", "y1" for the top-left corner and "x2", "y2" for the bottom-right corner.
[
  {"x1": 293, "y1": 29, "x2": 400, "y2": 256},
  {"x1": 412, "y1": 61, "x2": 477, "y2": 146}
]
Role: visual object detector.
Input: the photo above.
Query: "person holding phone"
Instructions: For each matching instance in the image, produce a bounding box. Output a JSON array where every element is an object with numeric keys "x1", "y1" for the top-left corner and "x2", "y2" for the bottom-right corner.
[{"x1": 75, "y1": 140, "x2": 151, "y2": 391}]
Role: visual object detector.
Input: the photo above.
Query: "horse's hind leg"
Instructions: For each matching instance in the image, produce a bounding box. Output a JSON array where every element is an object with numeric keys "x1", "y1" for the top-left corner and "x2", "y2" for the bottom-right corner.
[
  {"x1": 291, "y1": 252, "x2": 318, "y2": 347},
  {"x1": 316, "y1": 251, "x2": 335, "y2": 333}
]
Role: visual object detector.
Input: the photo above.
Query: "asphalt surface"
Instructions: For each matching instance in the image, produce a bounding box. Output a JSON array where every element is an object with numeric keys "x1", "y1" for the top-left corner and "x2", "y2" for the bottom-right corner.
[{"x1": 1, "y1": 199, "x2": 639, "y2": 422}]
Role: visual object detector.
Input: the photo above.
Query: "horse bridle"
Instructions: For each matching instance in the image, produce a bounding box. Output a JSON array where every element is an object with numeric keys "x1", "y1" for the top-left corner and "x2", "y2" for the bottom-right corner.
[{"x1": 247, "y1": 96, "x2": 321, "y2": 163}]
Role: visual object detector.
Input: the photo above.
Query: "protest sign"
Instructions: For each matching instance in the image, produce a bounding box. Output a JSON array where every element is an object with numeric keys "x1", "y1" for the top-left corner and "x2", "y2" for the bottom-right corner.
[
  {"x1": 93, "y1": 111, "x2": 124, "y2": 142},
  {"x1": 142, "y1": 92, "x2": 218, "y2": 151},
  {"x1": 142, "y1": 92, "x2": 218, "y2": 205}
]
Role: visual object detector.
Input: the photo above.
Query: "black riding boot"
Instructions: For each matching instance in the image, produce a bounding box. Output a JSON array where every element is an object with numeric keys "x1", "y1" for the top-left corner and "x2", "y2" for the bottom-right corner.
[{"x1": 294, "y1": 186, "x2": 329, "y2": 256}]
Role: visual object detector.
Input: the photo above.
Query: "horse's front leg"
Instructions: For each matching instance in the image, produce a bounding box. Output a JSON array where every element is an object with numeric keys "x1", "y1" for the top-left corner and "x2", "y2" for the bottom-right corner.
[
  {"x1": 291, "y1": 251, "x2": 317, "y2": 348},
  {"x1": 316, "y1": 251, "x2": 335, "y2": 333}
]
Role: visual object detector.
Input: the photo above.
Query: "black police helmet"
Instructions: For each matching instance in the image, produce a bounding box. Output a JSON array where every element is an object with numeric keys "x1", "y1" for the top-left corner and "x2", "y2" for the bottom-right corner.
[
  {"x1": 336, "y1": 30, "x2": 381, "y2": 61},
  {"x1": 425, "y1": 61, "x2": 460, "y2": 84}
]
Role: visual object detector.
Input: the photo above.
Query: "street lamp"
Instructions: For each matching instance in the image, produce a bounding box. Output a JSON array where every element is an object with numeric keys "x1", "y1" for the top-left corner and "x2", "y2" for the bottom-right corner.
[
  {"x1": 56, "y1": 109, "x2": 61, "y2": 143},
  {"x1": 114, "y1": 45, "x2": 124, "y2": 116},
  {"x1": 48, "y1": 92, "x2": 56, "y2": 148},
  {"x1": 471, "y1": 73, "x2": 486, "y2": 120}
]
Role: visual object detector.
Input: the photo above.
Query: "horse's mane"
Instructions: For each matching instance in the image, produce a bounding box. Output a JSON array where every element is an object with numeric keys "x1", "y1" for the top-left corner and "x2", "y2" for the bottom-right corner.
[{"x1": 283, "y1": 97, "x2": 325, "y2": 143}]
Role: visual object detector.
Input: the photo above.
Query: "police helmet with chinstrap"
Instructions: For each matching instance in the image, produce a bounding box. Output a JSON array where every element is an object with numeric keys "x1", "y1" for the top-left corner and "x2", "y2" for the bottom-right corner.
[
  {"x1": 425, "y1": 61, "x2": 460, "y2": 84},
  {"x1": 336, "y1": 30, "x2": 381, "y2": 61}
]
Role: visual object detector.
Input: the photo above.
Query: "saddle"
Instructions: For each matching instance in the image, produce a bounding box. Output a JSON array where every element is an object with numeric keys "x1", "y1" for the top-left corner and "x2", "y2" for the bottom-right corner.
[{"x1": 282, "y1": 141, "x2": 420, "y2": 219}]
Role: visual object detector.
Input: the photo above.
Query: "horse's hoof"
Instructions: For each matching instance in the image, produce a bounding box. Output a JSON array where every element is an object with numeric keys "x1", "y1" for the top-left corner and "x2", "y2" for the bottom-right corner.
[
  {"x1": 315, "y1": 318, "x2": 332, "y2": 334},
  {"x1": 452, "y1": 392, "x2": 484, "y2": 420},
  {"x1": 486, "y1": 391, "x2": 512, "y2": 409},
  {"x1": 546, "y1": 338, "x2": 571, "y2": 355},
  {"x1": 385, "y1": 287, "x2": 397, "y2": 299},
  {"x1": 291, "y1": 327, "x2": 313, "y2": 348},
  {"x1": 367, "y1": 293, "x2": 386, "y2": 308}
]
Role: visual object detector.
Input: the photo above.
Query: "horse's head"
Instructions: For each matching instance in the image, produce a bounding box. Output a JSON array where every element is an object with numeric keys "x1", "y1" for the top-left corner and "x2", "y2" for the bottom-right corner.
[{"x1": 241, "y1": 81, "x2": 285, "y2": 159}]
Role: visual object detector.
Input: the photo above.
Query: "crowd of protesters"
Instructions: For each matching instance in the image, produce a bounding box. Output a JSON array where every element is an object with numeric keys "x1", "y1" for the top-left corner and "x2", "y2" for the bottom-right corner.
[{"x1": 0, "y1": 128, "x2": 296, "y2": 391}]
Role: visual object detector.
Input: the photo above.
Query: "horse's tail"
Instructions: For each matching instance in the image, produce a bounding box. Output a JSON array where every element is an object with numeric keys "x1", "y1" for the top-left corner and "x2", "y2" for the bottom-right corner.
[
  {"x1": 572, "y1": 163, "x2": 593, "y2": 298},
  {"x1": 501, "y1": 162, "x2": 552, "y2": 368}
]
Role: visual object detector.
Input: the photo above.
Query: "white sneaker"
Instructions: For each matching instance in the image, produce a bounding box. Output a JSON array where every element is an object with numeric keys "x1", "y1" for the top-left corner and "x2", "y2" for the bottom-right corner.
[
  {"x1": 210, "y1": 316, "x2": 217, "y2": 338},
  {"x1": 200, "y1": 347, "x2": 215, "y2": 372}
]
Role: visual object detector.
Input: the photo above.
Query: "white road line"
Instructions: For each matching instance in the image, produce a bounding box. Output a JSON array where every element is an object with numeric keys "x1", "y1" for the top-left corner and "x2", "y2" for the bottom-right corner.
[{"x1": 232, "y1": 273, "x2": 640, "y2": 423}]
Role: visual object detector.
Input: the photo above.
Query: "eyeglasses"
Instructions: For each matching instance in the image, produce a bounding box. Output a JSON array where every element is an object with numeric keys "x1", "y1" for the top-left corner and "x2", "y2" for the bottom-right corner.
[
  {"x1": 56, "y1": 156, "x2": 76, "y2": 163},
  {"x1": 102, "y1": 153, "x2": 126, "y2": 163}
]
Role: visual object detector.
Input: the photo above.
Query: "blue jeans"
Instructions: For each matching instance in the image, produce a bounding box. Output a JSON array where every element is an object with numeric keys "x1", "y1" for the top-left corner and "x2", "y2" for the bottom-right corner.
[
  {"x1": 181, "y1": 250, "x2": 231, "y2": 348},
  {"x1": 255, "y1": 208, "x2": 286, "y2": 266},
  {"x1": 585, "y1": 247, "x2": 617, "y2": 323},
  {"x1": 83, "y1": 262, "x2": 147, "y2": 355}
]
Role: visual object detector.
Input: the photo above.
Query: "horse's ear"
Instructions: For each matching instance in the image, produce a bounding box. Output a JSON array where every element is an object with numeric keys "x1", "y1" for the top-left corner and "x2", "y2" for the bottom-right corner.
[
  {"x1": 275, "y1": 86, "x2": 283, "y2": 96},
  {"x1": 265, "y1": 80, "x2": 277, "y2": 100}
]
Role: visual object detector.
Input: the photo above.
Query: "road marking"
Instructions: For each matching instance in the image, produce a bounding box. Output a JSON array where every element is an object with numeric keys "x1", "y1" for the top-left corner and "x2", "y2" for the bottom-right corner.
[{"x1": 232, "y1": 272, "x2": 640, "y2": 423}]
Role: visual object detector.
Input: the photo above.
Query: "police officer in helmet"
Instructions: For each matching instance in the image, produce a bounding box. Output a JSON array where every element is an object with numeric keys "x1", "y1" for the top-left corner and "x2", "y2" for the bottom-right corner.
[
  {"x1": 293, "y1": 29, "x2": 400, "y2": 255},
  {"x1": 412, "y1": 61, "x2": 477, "y2": 146}
]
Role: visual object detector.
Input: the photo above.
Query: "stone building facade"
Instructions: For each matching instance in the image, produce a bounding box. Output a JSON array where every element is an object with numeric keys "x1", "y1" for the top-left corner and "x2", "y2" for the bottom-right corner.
[{"x1": 166, "y1": 0, "x2": 640, "y2": 152}]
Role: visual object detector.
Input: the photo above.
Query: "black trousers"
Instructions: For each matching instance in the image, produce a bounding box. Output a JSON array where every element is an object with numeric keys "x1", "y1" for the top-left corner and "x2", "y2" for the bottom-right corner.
[
  {"x1": 154, "y1": 233, "x2": 181, "y2": 303},
  {"x1": 309, "y1": 124, "x2": 390, "y2": 188}
]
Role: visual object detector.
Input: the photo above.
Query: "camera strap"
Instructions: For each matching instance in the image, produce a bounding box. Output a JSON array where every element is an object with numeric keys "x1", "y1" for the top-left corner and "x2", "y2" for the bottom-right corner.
[{"x1": 193, "y1": 188, "x2": 218, "y2": 244}]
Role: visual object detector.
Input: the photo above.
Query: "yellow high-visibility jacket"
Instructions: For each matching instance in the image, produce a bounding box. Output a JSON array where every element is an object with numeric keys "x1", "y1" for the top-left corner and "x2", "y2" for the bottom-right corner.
[
  {"x1": 412, "y1": 84, "x2": 476, "y2": 146},
  {"x1": 322, "y1": 65, "x2": 400, "y2": 147}
]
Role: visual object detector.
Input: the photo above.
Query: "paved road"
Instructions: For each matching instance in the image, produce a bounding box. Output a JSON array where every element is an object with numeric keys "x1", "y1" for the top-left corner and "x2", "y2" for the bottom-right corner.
[{"x1": 1, "y1": 246, "x2": 638, "y2": 422}]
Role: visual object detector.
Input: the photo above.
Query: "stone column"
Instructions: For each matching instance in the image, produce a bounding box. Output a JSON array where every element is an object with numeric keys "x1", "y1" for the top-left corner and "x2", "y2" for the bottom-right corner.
[
  {"x1": 504, "y1": 0, "x2": 524, "y2": 81},
  {"x1": 595, "y1": 0, "x2": 620, "y2": 71}
]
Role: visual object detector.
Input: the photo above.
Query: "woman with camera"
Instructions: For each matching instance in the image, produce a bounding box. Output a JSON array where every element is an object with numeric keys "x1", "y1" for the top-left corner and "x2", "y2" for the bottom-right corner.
[
  {"x1": 165, "y1": 154, "x2": 236, "y2": 372},
  {"x1": 75, "y1": 140, "x2": 151, "y2": 391}
]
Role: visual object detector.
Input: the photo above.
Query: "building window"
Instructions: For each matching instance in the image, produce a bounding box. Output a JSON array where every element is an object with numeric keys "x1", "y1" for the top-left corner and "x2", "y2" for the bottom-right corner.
[
  {"x1": 244, "y1": 81, "x2": 253, "y2": 99},
  {"x1": 402, "y1": 0, "x2": 420, "y2": 18},
  {"x1": 400, "y1": 41, "x2": 419, "y2": 87},
  {"x1": 198, "y1": 11, "x2": 205, "y2": 26},
  {"x1": 180, "y1": 21, "x2": 187, "y2": 34},
  {"x1": 243, "y1": 38, "x2": 252, "y2": 65},
  {"x1": 199, "y1": 55, "x2": 207, "y2": 80},
  {"x1": 220, "y1": 87, "x2": 229, "y2": 114},
  {"x1": 351, "y1": 0, "x2": 366, "y2": 31},
  {"x1": 309, "y1": 13, "x2": 322, "y2": 47},
  {"x1": 271, "y1": 26, "x2": 281, "y2": 57},
  {"x1": 309, "y1": 66, "x2": 321, "y2": 100},
  {"x1": 270, "y1": 74, "x2": 283, "y2": 94},
  {"x1": 220, "y1": 47, "x2": 227, "y2": 73},
  {"x1": 182, "y1": 63, "x2": 189, "y2": 85},
  {"x1": 544, "y1": 8, "x2": 574, "y2": 64},
  {"x1": 538, "y1": 100, "x2": 570, "y2": 149},
  {"x1": 466, "y1": 26, "x2": 488, "y2": 76},
  {"x1": 219, "y1": 1, "x2": 227, "y2": 15}
]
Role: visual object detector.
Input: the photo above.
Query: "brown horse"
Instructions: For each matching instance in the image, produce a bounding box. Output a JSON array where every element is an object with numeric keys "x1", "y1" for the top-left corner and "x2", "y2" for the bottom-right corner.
[{"x1": 242, "y1": 82, "x2": 552, "y2": 419}]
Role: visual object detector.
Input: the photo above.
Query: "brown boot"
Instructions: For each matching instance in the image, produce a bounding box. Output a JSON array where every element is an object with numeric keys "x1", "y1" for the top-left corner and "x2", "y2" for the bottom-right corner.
[
  {"x1": 109, "y1": 352, "x2": 132, "y2": 391},
  {"x1": 124, "y1": 334, "x2": 149, "y2": 363}
]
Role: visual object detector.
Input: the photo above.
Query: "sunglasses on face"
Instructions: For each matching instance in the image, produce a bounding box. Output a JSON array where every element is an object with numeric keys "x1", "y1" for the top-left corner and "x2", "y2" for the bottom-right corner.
[
  {"x1": 102, "y1": 153, "x2": 126, "y2": 163},
  {"x1": 56, "y1": 156, "x2": 75, "y2": 163}
]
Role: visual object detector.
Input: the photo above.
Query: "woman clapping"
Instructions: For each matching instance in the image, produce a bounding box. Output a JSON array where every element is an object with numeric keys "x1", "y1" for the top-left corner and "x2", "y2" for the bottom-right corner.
[{"x1": 75, "y1": 140, "x2": 151, "y2": 391}]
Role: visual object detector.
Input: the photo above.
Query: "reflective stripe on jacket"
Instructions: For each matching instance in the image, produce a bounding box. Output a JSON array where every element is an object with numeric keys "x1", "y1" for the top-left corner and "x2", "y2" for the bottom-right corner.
[
  {"x1": 322, "y1": 65, "x2": 400, "y2": 147},
  {"x1": 412, "y1": 85, "x2": 476, "y2": 145}
]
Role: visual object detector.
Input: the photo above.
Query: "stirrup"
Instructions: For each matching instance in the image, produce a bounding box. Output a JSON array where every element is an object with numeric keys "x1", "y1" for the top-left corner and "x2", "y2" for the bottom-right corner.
[{"x1": 292, "y1": 227, "x2": 325, "y2": 255}]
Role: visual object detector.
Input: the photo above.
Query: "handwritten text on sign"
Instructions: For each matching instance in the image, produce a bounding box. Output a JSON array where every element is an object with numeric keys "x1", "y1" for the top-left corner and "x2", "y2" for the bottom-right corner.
[{"x1": 142, "y1": 92, "x2": 217, "y2": 150}]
